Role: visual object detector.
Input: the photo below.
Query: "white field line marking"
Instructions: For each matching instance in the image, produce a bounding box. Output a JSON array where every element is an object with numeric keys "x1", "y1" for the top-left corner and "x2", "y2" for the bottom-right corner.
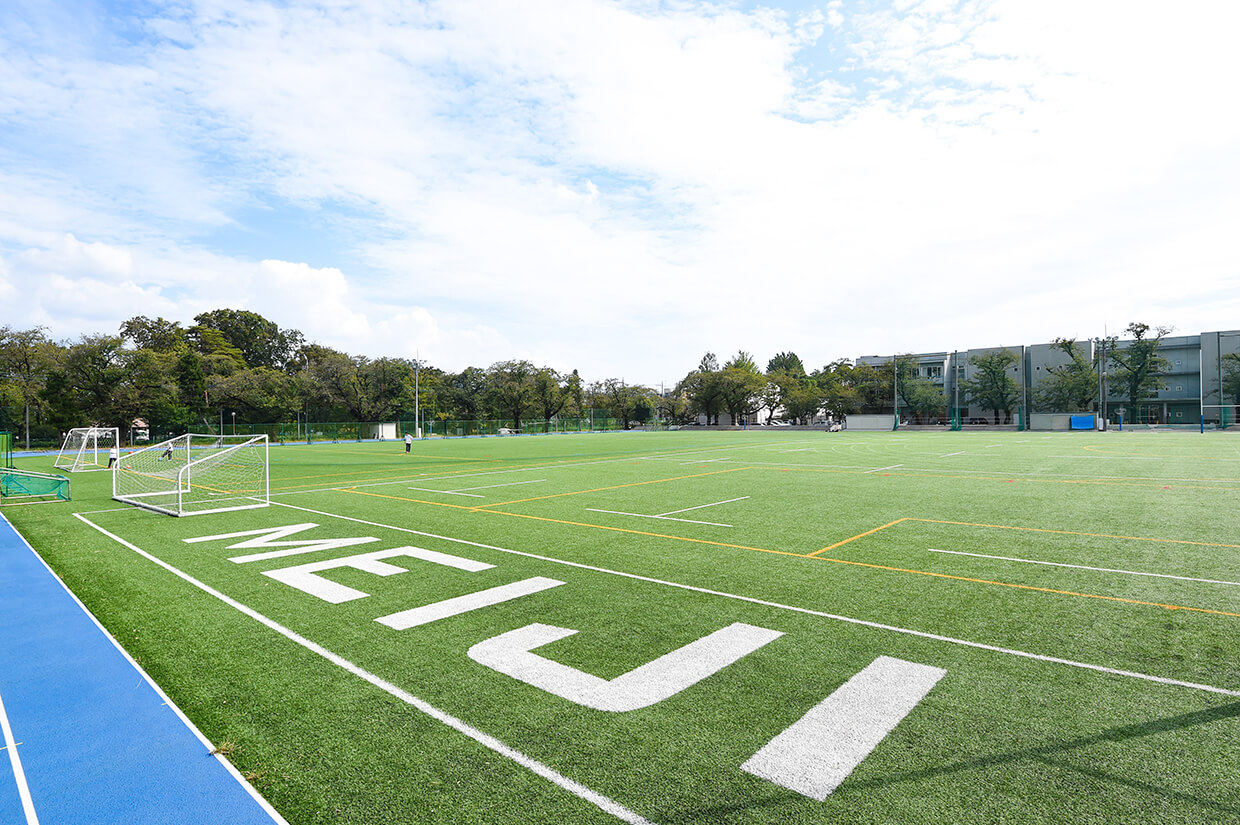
[
  {"x1": 272, "y1": 441, "x2": 815, "y2": 499},
  {"x1": 72, "y1": 515, "x2": 656, "y2": 825},
  {"x1": 926, "y1": 548, "x2": 1240, "y2": 587},
  {"x1": 741, "y1": 655, "x2": 946, "y2": 800},
  {"x1": 5, "y1": 517, "x2": 289, "y2": 825},
  {"x1": 985, "y1": 444, "x2": 1001, "y2": 448},
  {"x1": 584, "y1": 509, "x2": 732, "y2": 528},
  {"x1": 266, "y1": 501, "x2": 1240, "y2": 698},
  {"x1": 0, "y1": 691, "x2": 38, "y2": 825},
  {"x1": 642, "y1": 456, "x2": 1240, "y2": 486},
  {"x1": 449, "y1": 479, "x2": 548, "y2": 493},
  {"x1": 408, "y1": 487, "x2": 485, "y2": 498},
  {"x1": 377, "y1": 577, "x2": 565, "y2": 630},
  {"x1": 940, "y1": 451, "x2": 965, "y2": 458},
  {"x1": 680, "y1": 458, "x2": 731, "y2": 465},
  {"x1": 658, "y1": 496, "x2": 749, "y2": 516},
  {"x1": 864, "y1": 464, "x2": 903, "y2": 474}
]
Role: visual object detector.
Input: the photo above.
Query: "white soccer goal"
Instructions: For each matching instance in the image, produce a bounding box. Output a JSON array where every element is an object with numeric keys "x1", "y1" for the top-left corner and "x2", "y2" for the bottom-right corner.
[
  {"x1": 54, "y1": 427, "x2": 121, "y2": 472},
  {"x1": 112, "y1": 433, "x2": 269, "y2": 517}
]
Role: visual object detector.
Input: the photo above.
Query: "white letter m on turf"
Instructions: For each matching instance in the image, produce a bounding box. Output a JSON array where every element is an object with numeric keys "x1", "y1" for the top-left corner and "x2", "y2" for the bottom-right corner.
[{"x1": 183, "y1": 523, "x2": 380, "y2": 564}]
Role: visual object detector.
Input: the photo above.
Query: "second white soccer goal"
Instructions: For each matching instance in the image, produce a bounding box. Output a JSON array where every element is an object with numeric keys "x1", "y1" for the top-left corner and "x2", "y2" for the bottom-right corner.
[{"x1": 54, "y1": 426, "x2": 120, "y2": 472}]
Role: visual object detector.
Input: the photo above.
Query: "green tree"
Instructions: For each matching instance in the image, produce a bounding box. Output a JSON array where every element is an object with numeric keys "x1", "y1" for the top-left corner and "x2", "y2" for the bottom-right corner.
[
  {"x1": 1108, "y1": 322, "x2": 1172, "y2": 419},
  {"x1": 592, "y1": 378, "x2": 652, "y2": 429},
  {"x1": 0, "y1": 325, "x2": 57, "y2": 446},
  {"x1": 531, "y1": 367, "x2": 568, "y2": 422},
  {"x1": 658, "y1": 384, "x2": 693, "y2": 424},
  {"x1": 766, "y1": 351, "x2": 806, "y2": 377},
  {"x1": 1034, "y1": 338, "x2": 1097, "y2": 412},
  {"x1": 486, "y1": 360, "x2": 536, "y2": 427},
  {"x1": 442, "y1": 367, "x2": 488, "y2": 420},
  {"x1": 963, "y1": 349, "x2": 1020, "y2": 425},
  {"x1": 1222, "y1": 353, "x2": 1240, "y2": 405},
  {"x1": 719, "y1": 351, "x2": 765, "y2": 425},
  {"x1": 814, "y1": 360, "x2": 867, "y2": 419},
  {"x1": 893, "y1": 354, "x2": 946, "y2": 423},
  {"x1": 193, "y1": 309, "x2": 305, "y2": 370},
  {"x1": 209, "y1": 367, "x2": 300, "y2": 423},
  {"x1": 120, "y1": 316, "x2": 186, "y2": 352},
  {"x1": 682, "y1": 352, "x2": 724, "y2": 425}
]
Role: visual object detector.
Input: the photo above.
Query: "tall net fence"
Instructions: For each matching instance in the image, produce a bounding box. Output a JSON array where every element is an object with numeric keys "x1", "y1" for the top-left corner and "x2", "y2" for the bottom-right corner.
[{"x1": 113, "y1": 433, "x2": 268, "y2": 516}]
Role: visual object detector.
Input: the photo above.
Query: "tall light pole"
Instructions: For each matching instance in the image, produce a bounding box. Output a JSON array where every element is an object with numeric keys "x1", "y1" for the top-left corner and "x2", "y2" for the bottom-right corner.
[
  {"x1": 414, "y1": 352, "x2": 421, "y2": 439},
  {"x1": 300, "y1": 352, "x2": 310, "y2": 440}
]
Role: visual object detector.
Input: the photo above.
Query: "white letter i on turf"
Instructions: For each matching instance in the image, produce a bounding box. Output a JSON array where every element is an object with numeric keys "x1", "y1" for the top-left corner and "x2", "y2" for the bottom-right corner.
[{"x1": 741, "y1": 655, "x2": 946, "y2": 800}]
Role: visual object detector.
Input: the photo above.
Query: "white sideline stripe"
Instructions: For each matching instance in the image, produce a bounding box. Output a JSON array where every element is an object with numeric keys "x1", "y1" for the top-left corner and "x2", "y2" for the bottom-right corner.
[
  {"x1": 376, "y1": 578, "x2": 565, "y2": 630},
  {"x1": 926, "y1": 548, "x2": 1240, "y2": 587},
  {"x1": 658, "y1": 496, "x2": 749, "y2": 516},
  {"x1": 267, "y1": 502, "x2": 1240, "y2": 698},
  {"x1": 741, "y1": 656, "x2": 946, "y2": 799},
  {"x1": 72, "y1": 515, "x2": 657, "y2": 825},
  {"x1": 408, "y1": 487, "x2": 484, "y2": 498},
  {"x1": 0, "y1": 690, "x2": 38, "y2": 825},
  {"x1": 864, "y1": 464, "x2": 903, "y2": 474},
  {"x1": 940, "y1": 451, "x2": 965, "y2": 457},
  {"x1": 680, "y1": 458, "x2": 730, "y2": 465},
  {"x1": 585, "y1": 509, "x2": 732, "y2": 528},
  {"x1": 10, "y1": 517, "x2": 289, "y2": 825},
  {"x1": 450, "y1": 479, "x2": 548, "y2": 493}
]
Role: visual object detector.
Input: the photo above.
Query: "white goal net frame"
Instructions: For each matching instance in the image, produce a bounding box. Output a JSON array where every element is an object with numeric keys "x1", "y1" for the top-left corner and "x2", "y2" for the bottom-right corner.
[
  {"x1": 112, "y1": 433, "x2": 269, "y2": 517},
  {"x1": 54, "y1": 426, "x2": 121, "y2": 472}
]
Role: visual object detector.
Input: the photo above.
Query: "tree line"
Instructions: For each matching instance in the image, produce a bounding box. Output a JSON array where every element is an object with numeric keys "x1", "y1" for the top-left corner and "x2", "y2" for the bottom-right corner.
[{"x1": 1, "y1": 313, "x2": 1229, "y2": 446}]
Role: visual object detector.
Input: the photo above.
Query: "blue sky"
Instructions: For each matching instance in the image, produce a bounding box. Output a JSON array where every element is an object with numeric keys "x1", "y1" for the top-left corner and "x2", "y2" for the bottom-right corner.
[{"x1": 2, "y1": 0, "x2": 1238, "y2": 385}]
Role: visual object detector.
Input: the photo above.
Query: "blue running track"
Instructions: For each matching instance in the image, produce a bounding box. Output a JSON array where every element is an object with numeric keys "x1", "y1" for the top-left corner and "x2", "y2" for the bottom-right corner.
[{"x1": 0, "y1": 514, "x2": 287, "y2": 824}]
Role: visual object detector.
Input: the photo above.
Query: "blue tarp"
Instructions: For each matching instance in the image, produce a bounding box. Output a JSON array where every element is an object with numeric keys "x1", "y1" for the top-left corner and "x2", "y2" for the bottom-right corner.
[{"x1": 1070, "y1": 414, "x2": 1095, "y2": 430}]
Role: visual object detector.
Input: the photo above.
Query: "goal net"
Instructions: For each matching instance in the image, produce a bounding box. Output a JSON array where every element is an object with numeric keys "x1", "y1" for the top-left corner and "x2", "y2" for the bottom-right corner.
[
  {"x1": 1, "y1": 468, "x2": 71, "y2": 504},
  {"x1": 113, "y1": 433, "x2": 269, "y2": 516},
  {"x1": 1202, "y1": 405, "x2": 1240, "y2": 429},
  {"x1": 54, "y1": 427, "x2": 120, "y2": 472}
]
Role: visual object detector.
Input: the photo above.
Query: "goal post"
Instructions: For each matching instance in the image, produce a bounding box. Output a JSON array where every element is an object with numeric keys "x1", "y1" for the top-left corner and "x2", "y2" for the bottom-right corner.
[
  {"x1": 113, "y1": 433, "x2": 269, "y2": 516},
  {"x1": 54, "y1": 427, "x2": 121, "y2": 472}
]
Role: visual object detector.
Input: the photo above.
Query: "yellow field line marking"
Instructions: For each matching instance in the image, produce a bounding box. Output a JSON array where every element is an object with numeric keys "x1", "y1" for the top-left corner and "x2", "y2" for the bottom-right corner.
[
  {"x1": 810, "y1": 555, "x2": 1240, "y2": 618},
  {"x1": 268, "y1": 445, "x2": 725, "y2": 491},
  {"x1": 335, "y1": 488, "x2": 1235, "y2": 618},
  {"x1": 339, "y1": 488, "x2": 480, "y2": 512},
  {"x1": 469, "y1": 508, "x2": 813, "y2": 559},
  {"x1": 809, "y1": 519, "x2": 910, "y2": 556},
  {"x1": 472, "y1": 467, "x2": 749, "y2": 509},
  {"x1": 909, "y1": 518, "x2": 1240, "y2": 550}
]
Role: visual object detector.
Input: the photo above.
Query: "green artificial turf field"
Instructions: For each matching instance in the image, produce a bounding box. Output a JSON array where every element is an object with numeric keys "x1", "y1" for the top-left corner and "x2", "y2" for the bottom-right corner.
[{"x1": 6, "y1": 429, "x2": 1240, "y2": 824}]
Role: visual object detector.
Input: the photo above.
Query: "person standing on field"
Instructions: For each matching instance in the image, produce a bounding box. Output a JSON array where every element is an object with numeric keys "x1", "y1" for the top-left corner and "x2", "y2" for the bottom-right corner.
[
  {"x1": 405, "y1": 432, "x2": 413, "y2": 453},
  {"x1": 108, "y1": 445, "x2": 119, "y2": 469}
]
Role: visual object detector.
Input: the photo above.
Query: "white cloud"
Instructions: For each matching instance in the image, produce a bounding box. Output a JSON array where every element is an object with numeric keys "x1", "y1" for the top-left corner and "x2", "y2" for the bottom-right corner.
[{"x1": 0, "y1": 0, "x2": 1237, "y2": 382}]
